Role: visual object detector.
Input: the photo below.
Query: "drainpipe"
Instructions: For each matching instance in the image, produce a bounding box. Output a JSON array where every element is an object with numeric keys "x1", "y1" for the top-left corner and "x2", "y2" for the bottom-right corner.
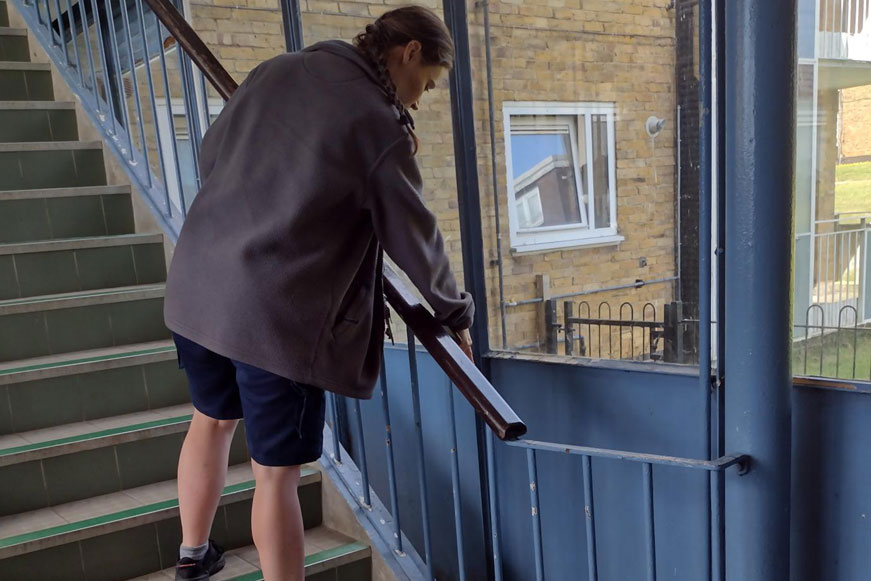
[
  {"x1": 724, "y1": 1, "x2": 795, "y2": 579},
  {"x1": 477, "y1": 0, "x2": 508, "y2": 349}
]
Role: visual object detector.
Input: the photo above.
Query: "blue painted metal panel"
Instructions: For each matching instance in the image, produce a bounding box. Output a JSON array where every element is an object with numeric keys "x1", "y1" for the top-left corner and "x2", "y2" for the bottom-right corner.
[
  {"x1": 348, "y1": 346, "x2": 487, "y2": 581},
  {"x1": 489, "y1": 357, "x2": 708, "y2": 581},
  {"x1": 791, "y1": 385, "x2": 871, "y2": 581}
]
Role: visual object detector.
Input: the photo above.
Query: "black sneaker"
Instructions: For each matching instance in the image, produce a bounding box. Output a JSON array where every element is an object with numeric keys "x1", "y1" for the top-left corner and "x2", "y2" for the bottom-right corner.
[{"x1": 174, "y1": 539, "x2": 226, "y2": 581}]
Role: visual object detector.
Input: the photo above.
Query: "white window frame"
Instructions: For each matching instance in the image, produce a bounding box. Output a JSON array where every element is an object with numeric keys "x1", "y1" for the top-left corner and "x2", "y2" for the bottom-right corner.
[
  {"x1": 154, "y1": 98, "x2": 223, "y2": 213},
  {"x1": 503, "y1": 102, "x2": 621, "y2": 253}
]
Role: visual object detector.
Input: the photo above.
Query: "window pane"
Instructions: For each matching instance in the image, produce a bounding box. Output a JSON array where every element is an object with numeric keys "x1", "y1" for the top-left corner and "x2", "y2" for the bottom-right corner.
[
  {"x1": 591, "y1": 114, "x2": 612, "y2": 229},
  {"x1": 510, "y1": 119, "x2": 583, "y2": 228}
]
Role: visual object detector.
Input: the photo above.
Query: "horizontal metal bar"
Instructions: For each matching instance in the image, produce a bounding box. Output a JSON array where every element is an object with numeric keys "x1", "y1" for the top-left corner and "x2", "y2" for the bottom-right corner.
[
  {"x1": 506, "y1": 277, "x2": 678, "y2": 307},
  {"x1": 567, "y1": 318, "x2": 664, "y2": 329},
  {"x1": 506, "y1": 439, "x2": 750, "y2": 473}
]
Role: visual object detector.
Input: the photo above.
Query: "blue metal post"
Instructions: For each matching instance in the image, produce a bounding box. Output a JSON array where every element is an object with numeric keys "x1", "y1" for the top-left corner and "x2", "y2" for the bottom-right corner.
[
  {"x1": 698, "y1": 3, "x2": 714, "y2": 580},
  {"x1": 447, "y1": 385, "x2": 467, "y2": 581},
  {"x1": 724, "y1": 1, "x2": 795, "y2": 579},
  {"x1": 378, "y1": 356, "x2": 403, "y2": 554},
  {"x1": 351, "y1": 398, "x2": 371, "y2": 508},
  {"x1": 486, "y1": 430, "x2": 503, "y2": 581},
  {"x1": 406, "y1": 331, "x2": 434, "y2": 578},
  {"x1": 526, "y1": 448, "x2": 544, "y2": 581},
  {"x1": 642, "y1": 463, "x2": 656, "y2": 581},
  {"x1": 581, "y1": 455, "x2": 598, "y2": 581}
]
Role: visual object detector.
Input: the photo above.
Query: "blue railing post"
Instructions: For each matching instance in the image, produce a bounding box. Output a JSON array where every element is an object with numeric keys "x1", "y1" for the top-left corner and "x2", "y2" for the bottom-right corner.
[{"x1": 724, "y1": 1, "x2": 795, "y2": 579}]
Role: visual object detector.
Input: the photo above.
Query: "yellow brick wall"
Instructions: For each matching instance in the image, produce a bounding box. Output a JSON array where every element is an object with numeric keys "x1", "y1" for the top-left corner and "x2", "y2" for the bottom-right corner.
[{"x1": 840, "y1": 84, "x2": 871, "y2": 162}]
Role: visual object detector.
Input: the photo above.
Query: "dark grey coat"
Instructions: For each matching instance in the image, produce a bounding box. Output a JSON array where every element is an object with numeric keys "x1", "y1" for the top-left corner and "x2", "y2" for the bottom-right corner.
[{"x1": 163, "y1": 41, "x2": 474, "y2": 399}]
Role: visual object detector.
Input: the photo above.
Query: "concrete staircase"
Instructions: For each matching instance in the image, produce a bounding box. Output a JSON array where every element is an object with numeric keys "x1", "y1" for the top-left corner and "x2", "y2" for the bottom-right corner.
[{"x1": 0, "y1": 2, "x2": 370, "y2": 578}]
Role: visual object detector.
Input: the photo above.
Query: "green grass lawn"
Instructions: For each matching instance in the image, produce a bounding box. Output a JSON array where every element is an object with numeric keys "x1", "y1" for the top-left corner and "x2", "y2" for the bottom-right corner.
[
  {"x1": 794, "y1": 326, "x2": 871, "y2": 380},
  {"x1": 835, "y1": 161, "x2": 871, "y2": 218}
]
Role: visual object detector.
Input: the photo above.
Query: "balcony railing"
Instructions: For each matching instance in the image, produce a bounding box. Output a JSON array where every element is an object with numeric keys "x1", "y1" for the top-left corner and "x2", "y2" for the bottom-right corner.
[{"x1": 819, "y1": 0, "x2": 871, "y2": 60}]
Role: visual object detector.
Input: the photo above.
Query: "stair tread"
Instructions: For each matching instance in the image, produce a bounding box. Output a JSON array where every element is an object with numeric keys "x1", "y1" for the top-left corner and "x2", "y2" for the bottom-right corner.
[
  {"x1": 129, "y1": 525, "x2": 367, "y2": 581},
  {"x1": 0, "y1": 184, "x2": 129, "y2": 199},
  {"x1": 0, "y1": 465, "x2": 321, "y2": 557},
  {"x1": 0, "y1": 403, "x2": 193, "y2": 462},
  {"x1": 0, "y1": 27, "x2": 26, "y2": 35},
  {"x1": 0, "y1": 140, "x2": 102, "y2": 152},
  {"x1": 0, "y1": 283, "x2": 165, "y2": 313},
  {"x1": 0, "y1": 61, "x2": 49, "y2": 70},
  {"x1": 0, "y1": 232, "x2": 163, "y2": 255},
  {"x1": 0, "y1": 338, "x2": 175, "y2": 381},
  {"x1": 0, "y1": 464, "x2": 255, "y2": 542},
  {"x1": 0, "y1": 100, "x2": 75, "y2": 110}
]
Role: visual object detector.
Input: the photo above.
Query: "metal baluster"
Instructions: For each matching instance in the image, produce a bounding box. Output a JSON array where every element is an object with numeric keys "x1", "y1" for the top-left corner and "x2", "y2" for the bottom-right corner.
[
  {"x1": 582, "y1": 455, "x2": 598, "y2": 581},
  {"x1": 37, "y1": 0, "x2": 46, "y2": 25},
  {"x1": 199, "y1": 71, "x2": 212, "y2": 131},
  {"x1": 52, "y1": 0, "x2": 68, "y2": 62},
  {"x1": 527, "y1": 448, "x2": 545, "y2": 581},
  {"x1": 711, "y1": 471, "x2": 724, "y2": 581},
  {"x1": 378, "y1": 356, "x2": 403, "y2": 554},
  {"x1": 407, "y1": 330, "x2": 434, "y2": 578},
  {"x1": 155, "y1": 17, "x2": 183, "y2": 217},
  {"x1": 328, "y1": 392, "x2": 342, "y2": 462},
  {"x1": 119, "y1": 0, "x2": 150, "y2": 181},
  {"x1": 486, "y1": 429, "x2": 503, "y2": 581},
  {"x1": 77, "y1": 0, "x2": 98, "y2": 100},
  {"x1": 819, "y1": 308, "x2": 826, "y2": 377},
  {"x1": 851, "y1": 306, "x2": 859, "y2": 378},
  {"x1": 90, "y1": 0, "x2": 116, "y2": 134},
  {"x1": 104, "y1": 0, "x2": 135, "y2": 160},
  {"x1": 64, "y1": 0, "x2": 82, "y2": 85},
  {"x1": 351, "y1": 398, "x2": 371, "y2": 507},
  {"x1": 447, "y1": 385, "x2": 466, "y2": 581},
  {"x1": 177, "y1": 49, "x2": 202, "y2": 208},
  {"x1": 134, "y1": 0, "x2": 170, "y2": 204},
  {"x1": 643, "y1": 463, "x2": 656, "y2": 581}
]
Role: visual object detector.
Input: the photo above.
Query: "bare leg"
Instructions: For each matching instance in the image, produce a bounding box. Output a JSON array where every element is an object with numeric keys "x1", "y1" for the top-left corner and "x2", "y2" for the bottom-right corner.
[
  {"x1": 177, "y1": 409, "x2": 239, "y2": 546},
  {"x1": 251, "y1": 461, "x2": 305, "y2": 581}
]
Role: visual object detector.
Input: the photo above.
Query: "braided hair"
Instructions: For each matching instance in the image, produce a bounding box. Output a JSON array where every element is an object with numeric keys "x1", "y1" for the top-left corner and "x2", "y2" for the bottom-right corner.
[{"x1": 353, "y1": 6, "x2": 454, "y2": 155}]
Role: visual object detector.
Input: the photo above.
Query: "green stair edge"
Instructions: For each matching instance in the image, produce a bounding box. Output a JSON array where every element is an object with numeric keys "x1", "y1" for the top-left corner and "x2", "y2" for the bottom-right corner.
[
  {"x1": 0, "y1": 344, "x2": 176, "y2": 377},
  {"x1": 0, "y1": 285, "x2": 165, "y2": 308},
  {"x1": 0, "y1": 468, "x2": 319, "y2": 550},
  {"x1": 228, "y1": 542, "x2": 370, "y2": 581},
  {"x1": 0, "y1": 413, "x2": 193, "y2": 457}
]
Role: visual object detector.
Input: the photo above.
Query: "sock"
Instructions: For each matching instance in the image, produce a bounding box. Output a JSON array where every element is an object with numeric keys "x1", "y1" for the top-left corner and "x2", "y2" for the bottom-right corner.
[{"x1": 179, "y1": 542, "x2": 208, "y2": 562}]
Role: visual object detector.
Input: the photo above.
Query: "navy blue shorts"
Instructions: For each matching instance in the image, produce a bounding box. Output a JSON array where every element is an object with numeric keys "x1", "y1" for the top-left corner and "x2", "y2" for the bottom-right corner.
[{"x1": 172, "y1": 332, "x2": 326, "y2": 467}]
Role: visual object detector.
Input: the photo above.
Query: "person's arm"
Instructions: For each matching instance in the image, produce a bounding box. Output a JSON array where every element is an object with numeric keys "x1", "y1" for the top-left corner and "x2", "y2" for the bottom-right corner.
[{"x1": 364, "y1": 134, "x2": 475, "y2": 334}]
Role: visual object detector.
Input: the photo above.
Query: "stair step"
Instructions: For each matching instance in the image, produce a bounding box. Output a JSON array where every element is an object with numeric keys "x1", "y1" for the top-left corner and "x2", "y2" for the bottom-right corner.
[
  {"x1": 0, "y1": 284, "x2": 169, "y2": 363},
  {"x1": 0, "y1": 403, "x2": 193, "y2": 467},
  {"x1": 133, "y1": 527, "x2": 370, "y2": 581},
  {"x1": 0, "y1": 27, "x2": 27, "y2": 62},
  {"x1": 0, "y1": 283, "x2": 164, "y2": 313},
  {"x1": 0, "y1": 233, "x2": 166, "y2": 300},
  {"x1": 0, "y1": 101, "x2": 75, "y2": 110},
  {"x1": 0, "y1": 405, "x2": 254, "y2": 516},
  {"x1": 0, "y1": 61, "x2": 53, "y2": 101},
  {"x1": 0, "y1": 60, "x2": 49, "y2": 71},
  {"x1": 0, "y1": 2, "x2": 8, "y2": 27},
  {"x1": 0, "y1": 184, "x2": 129, "y2": 200},
  {"x1": 0, "y1": 466, "x2": 322, "y2": 580},
  {"x1": 0, "y1": 186, "x2": 134, "y2": 243},
  {"x1": 0, "y1": 340, "x2": 187, "y2": 435},
  {"x1": 0, "y1": 141, "x2": 105, "y2": 190},
  {"x1": 0, "y1": 140, "x2": 101, "y2": 152},
  {"x1": 0, "y1": 102, "x2": 78, "y2": 143},
  {"x1": 0, "y1": 339, "x2": 176, "y2": 384}
]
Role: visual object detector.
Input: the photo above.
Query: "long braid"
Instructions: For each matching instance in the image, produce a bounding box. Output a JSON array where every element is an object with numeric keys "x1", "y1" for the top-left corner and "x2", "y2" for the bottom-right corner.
[{"x1": 355, "y1": 22, "x2": 420, "y2": 154}]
